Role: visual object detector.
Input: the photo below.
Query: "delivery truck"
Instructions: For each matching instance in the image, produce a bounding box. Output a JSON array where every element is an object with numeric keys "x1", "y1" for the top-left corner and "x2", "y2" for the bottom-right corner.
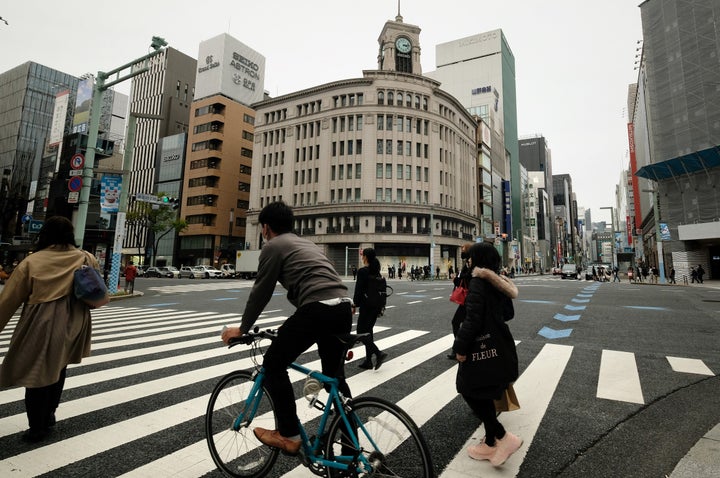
[{"x1": 235, "y1": 250, "x2": 261, "y2": 279}]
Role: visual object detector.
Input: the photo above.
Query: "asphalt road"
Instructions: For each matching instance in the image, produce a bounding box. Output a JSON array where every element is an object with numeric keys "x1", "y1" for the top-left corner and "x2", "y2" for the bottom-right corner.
[{"x1": 0, "y1": 274, "x2": 718, "y2": 477}]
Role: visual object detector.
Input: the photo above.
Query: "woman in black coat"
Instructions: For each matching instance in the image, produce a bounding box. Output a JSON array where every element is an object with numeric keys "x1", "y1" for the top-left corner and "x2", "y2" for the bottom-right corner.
[
  {"x1": 454, "y1": 242, "x2": 523, "y2": 467},
  {"x1": 352, "y1": 248, "x2": 388, "y2": 370}
]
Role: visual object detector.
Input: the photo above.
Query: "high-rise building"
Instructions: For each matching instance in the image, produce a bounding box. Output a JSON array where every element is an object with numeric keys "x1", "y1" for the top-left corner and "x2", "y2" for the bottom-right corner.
[
  {"x1": 125, "y1": 47, "x2": 196, "y2": 263},
  {"x1": 0, "y1": 62, "x2": 78, "y2": 243},
  {"x1": 632, "y1": 0, "x2": 720, "y2": 279},
  {"x1": 179, "y1": 33, "x2": 265, "y2": 266},
  {"x1": 246, "y1": 12, "x2": 479, "y2": 275},
  {"x1": 425, "y1": 29, "x2": 520, "y2": 267},
  {"x1": 519, "y1": 135, "x2": 555, "y2": 271}
]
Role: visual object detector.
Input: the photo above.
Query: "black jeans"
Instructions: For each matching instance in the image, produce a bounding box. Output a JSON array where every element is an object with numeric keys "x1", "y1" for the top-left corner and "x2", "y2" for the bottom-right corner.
[
  {"x1": 25, "y1": 367, "x2": 66, "y2": 431},
  {"x1": 462, "y1": 394, "x2": 506, "y2": 446},
  {"x1": 356, "y1": 306, "x2": 381, "y2": 358},
  {"x1": 262, "y1": 301, "x2": 352, "y2": 437}
]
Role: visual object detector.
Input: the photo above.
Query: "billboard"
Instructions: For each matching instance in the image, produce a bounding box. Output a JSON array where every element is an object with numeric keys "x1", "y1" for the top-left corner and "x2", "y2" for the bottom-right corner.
[
  {"x1": 195, "y1": 33, "x2": 266, "y2": 105},
  {"x1": 72, "y1": 77, "x2": 93, "y2": 133},
  {"x1": 49, "y1": 91, "x2": 70, "y2": 146}
]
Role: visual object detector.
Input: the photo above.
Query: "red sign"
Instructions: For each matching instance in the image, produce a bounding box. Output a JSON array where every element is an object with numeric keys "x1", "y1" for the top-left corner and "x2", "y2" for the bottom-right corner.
[
  {"x1": 70, "y1": 153, "x2": 85, "y2": 170},
  {"x1": 68, "y1": 176, "x2": 83, "y2": 192}
]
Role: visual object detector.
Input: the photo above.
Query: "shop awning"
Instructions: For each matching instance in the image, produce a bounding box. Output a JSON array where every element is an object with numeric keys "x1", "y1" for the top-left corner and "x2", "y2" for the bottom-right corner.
[{"x1": 635, "y1": 146, "x2": 720, "y2": 181}]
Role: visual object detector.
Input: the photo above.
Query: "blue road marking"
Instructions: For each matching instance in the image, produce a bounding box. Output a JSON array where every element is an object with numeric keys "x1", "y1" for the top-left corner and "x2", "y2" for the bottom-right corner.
[
  {"x1": 564, "y1": 304, "x2": 586, "y2": 311},
  {"x1": 571, "y1": 298, "x2": 590, "y2": 303},
  {"x1": 538, "y1": 326, "x2": 573, "y2": 339},
  {"x1": 404, "y1": 294, "x2": 428, "y2": 298},
  {"x1": 519, "y1": 299, "x2": 556, "y2": 304},
  {"x1": 148, "y1": 303, "x2": 179, "y2": 307},
  {"x1": 577, "y1": 294, "x2": 593, "y2": 298},
  {"x1": 554, "y1": 313, "x2": 581, "y2": 322},
  {"x1": 213, "y1": 298, "x2": 237, "y2": 301},
  {"x1": 623, "y1": 305, "x2": 669, "y2": 311}
]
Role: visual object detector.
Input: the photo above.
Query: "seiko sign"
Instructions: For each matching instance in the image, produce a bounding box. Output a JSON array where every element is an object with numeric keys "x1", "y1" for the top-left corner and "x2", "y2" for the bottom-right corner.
[{"x1": 199, "y1": 55, "x2": 221, "y2": 74}]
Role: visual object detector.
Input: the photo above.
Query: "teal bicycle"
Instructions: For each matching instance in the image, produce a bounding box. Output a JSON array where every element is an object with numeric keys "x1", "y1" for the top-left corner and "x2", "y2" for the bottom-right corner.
[{"x1": 205, "y1": 328, "x2": 434, "y2": 477}]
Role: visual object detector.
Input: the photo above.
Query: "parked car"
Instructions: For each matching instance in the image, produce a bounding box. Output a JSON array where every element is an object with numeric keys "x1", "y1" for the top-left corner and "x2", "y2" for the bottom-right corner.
[
  {"x1": 179, "y1": 266, "x2": 196, "y2": 279},
  {"x1": 192, "y1": 265, "x2": 223, "y2": 279},
  {"x1": 136, "y1": 265, "x2": 149, "y2": 277},
  {"x1": 551, "y1": 266, "x2": 561, "y2": 275},
  {"x1": 560, "y1": 264, "x2": 579, "y2": 280},
  {"x1": 159, "y1": 266, "x2": 180, "y2": 278},
  {"x1": 144, "y1": 266, "x2": 164, "y2": 278}
]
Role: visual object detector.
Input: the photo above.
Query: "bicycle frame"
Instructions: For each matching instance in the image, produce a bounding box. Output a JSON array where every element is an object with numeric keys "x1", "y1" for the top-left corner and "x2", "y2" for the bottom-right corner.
[{"x1": 237, "y1": 361, "x2": 377, "y2": 474}]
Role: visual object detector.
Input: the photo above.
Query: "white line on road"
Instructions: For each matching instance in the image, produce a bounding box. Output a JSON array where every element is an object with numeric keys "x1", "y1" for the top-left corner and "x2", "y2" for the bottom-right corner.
[
  {"x1": 597, "y1": 350, "x2": 644, "y2": 404},
  {"x1": 440, "y1": 343, "x2": 574, "y2": 477}
]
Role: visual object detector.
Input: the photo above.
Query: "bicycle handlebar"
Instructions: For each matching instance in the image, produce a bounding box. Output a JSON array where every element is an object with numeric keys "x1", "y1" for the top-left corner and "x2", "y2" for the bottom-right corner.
[{"x1": 227, "y1": 327, "x2": 369, "y2": 349}]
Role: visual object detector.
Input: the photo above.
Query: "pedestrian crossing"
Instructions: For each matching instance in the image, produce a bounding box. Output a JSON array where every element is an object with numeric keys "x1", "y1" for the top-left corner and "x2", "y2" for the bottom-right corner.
[{"x1": 0, "y1": 305, "x2": 716, "y2": 477}]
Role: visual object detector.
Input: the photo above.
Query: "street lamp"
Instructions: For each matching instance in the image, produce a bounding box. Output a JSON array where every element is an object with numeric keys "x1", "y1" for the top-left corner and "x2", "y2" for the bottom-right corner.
[
  {"x1": 600, "y1": 207, "x2": 616, "y2": 270},
  {"x1": 74, "y1": 36, "x2": 168, "y2": 248}
]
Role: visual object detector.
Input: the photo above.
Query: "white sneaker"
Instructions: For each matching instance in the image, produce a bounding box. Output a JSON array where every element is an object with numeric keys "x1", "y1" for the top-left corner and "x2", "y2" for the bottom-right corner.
[{"x1": 490, "y1": 431, "x2": 523, "y2": 466}]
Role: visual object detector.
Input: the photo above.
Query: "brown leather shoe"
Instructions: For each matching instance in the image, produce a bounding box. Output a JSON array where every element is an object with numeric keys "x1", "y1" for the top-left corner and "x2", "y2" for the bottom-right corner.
[{"x1": 253, "y1": 427, "x2": 302, "y2": 455}]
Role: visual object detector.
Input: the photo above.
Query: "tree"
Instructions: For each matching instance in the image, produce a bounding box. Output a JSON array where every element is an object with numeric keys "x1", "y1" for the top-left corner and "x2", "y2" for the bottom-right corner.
[{"x1": 125, "y1": 194, "x2": 187, "y2": 266}]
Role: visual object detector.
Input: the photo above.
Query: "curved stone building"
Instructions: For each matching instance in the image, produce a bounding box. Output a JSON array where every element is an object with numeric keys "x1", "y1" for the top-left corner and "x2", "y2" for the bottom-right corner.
[{"x1": 247, "y1": 14, "x2": 479, "y2": 275}]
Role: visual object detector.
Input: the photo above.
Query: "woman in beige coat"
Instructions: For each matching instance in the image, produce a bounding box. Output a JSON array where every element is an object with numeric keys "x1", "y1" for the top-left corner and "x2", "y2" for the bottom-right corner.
[{"x1": 0, "y1": 216, "x2": 98, "y2": 443}]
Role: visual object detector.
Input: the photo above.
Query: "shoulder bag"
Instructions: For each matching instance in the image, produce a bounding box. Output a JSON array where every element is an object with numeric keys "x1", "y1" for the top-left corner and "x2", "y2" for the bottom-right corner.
[
  {"x1": 74, "y1": 252, "x2": 110, "y2": 308},
  {"x1": 449, "y1": 285, "x2": 468, "y2": 305}
]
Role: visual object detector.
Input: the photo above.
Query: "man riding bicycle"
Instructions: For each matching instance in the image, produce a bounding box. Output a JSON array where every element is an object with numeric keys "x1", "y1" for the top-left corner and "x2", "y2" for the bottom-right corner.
[{"x1": 221, "y1": 201, "x2": 354, "y2": 455}]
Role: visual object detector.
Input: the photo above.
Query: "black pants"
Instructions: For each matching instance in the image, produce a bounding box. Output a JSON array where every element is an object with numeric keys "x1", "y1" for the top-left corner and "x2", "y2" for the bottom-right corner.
[
  {"x1": 356, "y1": 306, "x2": 381, "y2": 358},
  {"x1": 462, "y1": 394, "x2": 506, "y2": 446},
  {"x1": 262, "y1": 301, "x2": 352, "y2": 438},
  {"x1": 25, "y1": 367, "x2": 66, "y2": 431}
]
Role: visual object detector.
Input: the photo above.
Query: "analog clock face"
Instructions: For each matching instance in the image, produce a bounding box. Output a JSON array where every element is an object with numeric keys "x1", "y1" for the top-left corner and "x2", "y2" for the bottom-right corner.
[{"x1": 396, "y1": 37, "x2": 412, "y2": 53}]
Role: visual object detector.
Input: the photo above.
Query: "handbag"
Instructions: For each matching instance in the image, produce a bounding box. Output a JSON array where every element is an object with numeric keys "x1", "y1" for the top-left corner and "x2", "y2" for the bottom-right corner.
[
  {"x1": 74, "y1": 252, "x2": 109, "y2": 308},
  {"x1": 456, "y1": 300, "x2": 519, "y2": 396},
  {"x1": 494, "y1": 383, "x2": 520, "y2": 412},
  {"x1": 449, "y1": 286, "x2": 468, "y2": 305}
]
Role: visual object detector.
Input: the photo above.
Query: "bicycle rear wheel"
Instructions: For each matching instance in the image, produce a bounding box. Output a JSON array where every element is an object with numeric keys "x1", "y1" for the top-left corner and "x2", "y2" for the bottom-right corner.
[
  {"x1": 205, "y1": 370, "x2": 279, "y2": 477},
  {"x1": 324, "y1": 396, "x2": 435, "y2": 477}
]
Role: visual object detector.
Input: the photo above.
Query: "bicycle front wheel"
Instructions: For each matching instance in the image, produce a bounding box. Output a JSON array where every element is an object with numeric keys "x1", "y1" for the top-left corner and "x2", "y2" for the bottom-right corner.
[
  {"x1": 325, "y1": 396, "x2": 435, "y2": 477},
  {"x1": 205, "y1": 370, "x2": 279, "y2": 478}
]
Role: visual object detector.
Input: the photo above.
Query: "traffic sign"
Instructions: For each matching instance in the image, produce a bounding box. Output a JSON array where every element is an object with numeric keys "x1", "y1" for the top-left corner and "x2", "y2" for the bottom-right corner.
[
  {"x1": 68, "y1": 176, "x2": 83, "y2": 192},
  {"x1": 68, "y1": 169, "x2": 83, "y2": 177},
  {"x1": 68, "y1": 191, "x2": 79, "y2": 203},
  {"x1": 29, "y1": 220, "x2": 43, "y2": 233},
  {"x1": 21, "y1": 214, "x2": 33, "y2": 224},
  {"x1": 70, "y1": 153, "x2": 85, "y2": 170}
]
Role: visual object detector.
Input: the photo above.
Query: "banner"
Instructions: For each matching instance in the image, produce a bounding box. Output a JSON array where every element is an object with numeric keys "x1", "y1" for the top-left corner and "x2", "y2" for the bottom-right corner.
[{"x1": 101, "y1": 174, "x2": 121, "y2": 213}]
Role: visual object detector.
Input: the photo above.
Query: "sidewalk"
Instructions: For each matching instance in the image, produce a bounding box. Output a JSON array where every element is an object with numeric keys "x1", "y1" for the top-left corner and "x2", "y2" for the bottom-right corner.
[{"x1": 671, "y1": 423, "x2": 720, "y2": 477}]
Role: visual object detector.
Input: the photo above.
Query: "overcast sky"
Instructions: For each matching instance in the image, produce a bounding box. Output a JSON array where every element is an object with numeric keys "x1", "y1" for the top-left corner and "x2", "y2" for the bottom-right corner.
[{"x1": 0, "y1": 0, "x2": 643, "y2": 223}]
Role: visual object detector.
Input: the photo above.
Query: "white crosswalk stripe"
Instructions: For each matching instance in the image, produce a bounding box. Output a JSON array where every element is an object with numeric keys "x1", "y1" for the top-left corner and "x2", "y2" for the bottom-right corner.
[{"x1": 0, "y1": 305, "x2": 715, "y2": 477}]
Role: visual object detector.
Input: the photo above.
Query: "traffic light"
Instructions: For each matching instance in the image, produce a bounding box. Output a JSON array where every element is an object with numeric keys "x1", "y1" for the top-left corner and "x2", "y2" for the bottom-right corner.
[{"x1": 160, "y1": 196, "x2": 181, "y2": 209}]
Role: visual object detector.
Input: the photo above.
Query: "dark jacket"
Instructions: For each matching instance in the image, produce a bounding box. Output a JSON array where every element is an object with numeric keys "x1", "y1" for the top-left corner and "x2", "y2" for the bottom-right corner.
[
  {"x1": 353, "y1": 266, "x2": 375, "y2": 309},
  {"x1": 453, "y1": 276, "x2": 517, "y2": 398}
]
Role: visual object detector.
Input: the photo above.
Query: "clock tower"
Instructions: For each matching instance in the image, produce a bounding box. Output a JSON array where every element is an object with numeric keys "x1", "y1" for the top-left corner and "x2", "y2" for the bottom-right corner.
[{"x1": 377, "y1": 9, "x2": 421, "y2": 75}]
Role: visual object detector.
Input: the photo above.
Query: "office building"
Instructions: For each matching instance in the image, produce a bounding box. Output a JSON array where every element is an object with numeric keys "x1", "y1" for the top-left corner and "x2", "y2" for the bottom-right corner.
[
  {"x1": 246, "y1": 13, "x2": 479, "y2": 274},
  {"x1": 632, "y1": 0, "x2": 720, "y2": 279},
  {"x1": 179, "y1": 33, "x2": 264, "y2": 266}
]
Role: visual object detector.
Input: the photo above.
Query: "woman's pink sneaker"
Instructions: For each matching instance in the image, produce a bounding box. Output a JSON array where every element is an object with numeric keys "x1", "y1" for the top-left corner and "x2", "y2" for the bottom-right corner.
[
  {"x1": 490, "y1": 431, "x2": 523, "y2": 466},
  {"x1": 467, "y1": 437, "x2": 496, "y2": 461}
]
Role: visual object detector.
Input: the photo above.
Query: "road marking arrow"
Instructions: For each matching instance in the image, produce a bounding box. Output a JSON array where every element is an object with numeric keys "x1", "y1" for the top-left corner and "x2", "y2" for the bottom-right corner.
[
  {"x1": 538, "y1": 326, "x2": 573, "y2": 339},
  {"x1": 564, "y1": 305, "x2": 586, "y2": 311},
  {"x1": 554, "y1": 313, "x2": 581, "y2": 322}
]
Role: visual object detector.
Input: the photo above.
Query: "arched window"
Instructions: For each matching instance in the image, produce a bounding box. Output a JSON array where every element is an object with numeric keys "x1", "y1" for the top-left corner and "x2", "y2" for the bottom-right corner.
[
  {"x1": 423, "y1": 97, "x2": 428, "y2": 111},
  {"x1": 406, "y1": 94, "x2": 412, "y2": 107},
  {"x1": 378, "y1": 91, "x2": 384, "y2": 105},
  {"x1": 415, "y1": 95, "x2": 421, "y2": 109},
  {"x1": 388, "y1": 91, "x2": 394, "y2": 105},
  {"x1": 397, "y1": 92, "x2": 403, "y2": 106}
]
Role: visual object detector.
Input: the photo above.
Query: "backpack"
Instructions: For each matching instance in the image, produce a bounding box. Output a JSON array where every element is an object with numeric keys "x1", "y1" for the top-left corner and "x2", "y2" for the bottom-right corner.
[{"x1": 365, "y1": 274, "x2": 393, "y2": 315}]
